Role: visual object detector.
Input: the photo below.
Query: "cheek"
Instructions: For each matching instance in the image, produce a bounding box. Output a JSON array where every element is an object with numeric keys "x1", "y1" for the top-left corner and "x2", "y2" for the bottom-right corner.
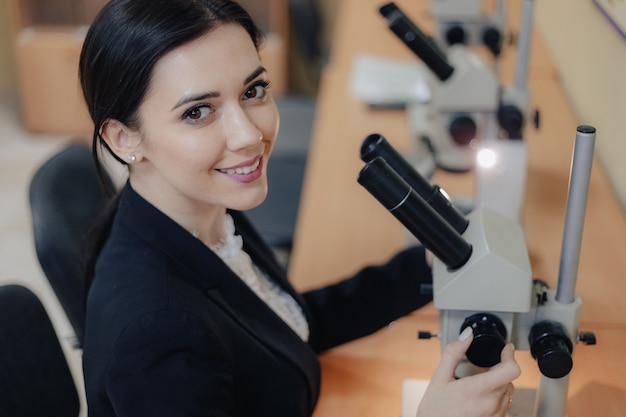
[{"x1": 144, "y1": 129, "x2": 222, "y2": 171}]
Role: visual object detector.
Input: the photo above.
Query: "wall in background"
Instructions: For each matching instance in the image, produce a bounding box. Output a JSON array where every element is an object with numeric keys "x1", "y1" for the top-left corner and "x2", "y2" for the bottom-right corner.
[
  {"x1": 535, "y1": 0, "x2": 626, "y2": 210},
  {"x1": 0, "y1": 1, "x2": 16, "y2": 92}
]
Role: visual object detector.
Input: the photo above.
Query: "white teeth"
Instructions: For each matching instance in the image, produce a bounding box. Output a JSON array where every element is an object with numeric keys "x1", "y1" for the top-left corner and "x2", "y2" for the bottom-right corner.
[{"x1": 220, "y1": 159, "x2": 260, "y2": 175}]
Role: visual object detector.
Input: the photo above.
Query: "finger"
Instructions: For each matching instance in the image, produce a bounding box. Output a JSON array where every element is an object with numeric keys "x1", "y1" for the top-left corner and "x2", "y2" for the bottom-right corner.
[
  {"x1": 497, "y1": 383, "x2": 514, "y2": 417},
  {"x1": 504, "y1": 382, "x2": 514, "y2": 401},
  {"x1": 470, "y1": 344, "x2": 520, "y2": 390},
  {"x1": 500, "y1": 343, "x2": 516, "y2": 363},
  {"x1": 429, "y1": 327, "x2": 473, "y2": 385},
  {"x1": 494, "y1": 344, "x2": 521, "y2": 380}
]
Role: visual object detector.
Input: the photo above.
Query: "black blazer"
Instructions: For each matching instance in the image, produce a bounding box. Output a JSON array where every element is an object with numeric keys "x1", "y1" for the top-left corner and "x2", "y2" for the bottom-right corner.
[{"x1": 83, "y1": 183, "x2": 432, "y2": 417}]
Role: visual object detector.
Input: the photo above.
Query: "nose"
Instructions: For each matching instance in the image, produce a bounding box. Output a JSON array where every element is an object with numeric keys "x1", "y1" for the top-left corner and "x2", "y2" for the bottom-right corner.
[{"x1": 223, "y1": 104, "x2": 263, "y2": 150}]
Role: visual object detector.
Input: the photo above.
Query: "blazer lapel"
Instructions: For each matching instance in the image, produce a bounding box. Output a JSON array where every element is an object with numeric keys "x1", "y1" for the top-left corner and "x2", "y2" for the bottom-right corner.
[
  {"x1": 203, "y1": 268, "x2": 320, "y2": 382},
  {"x1": 192, "y1": 244, "x2": 320, "y2": 406}
]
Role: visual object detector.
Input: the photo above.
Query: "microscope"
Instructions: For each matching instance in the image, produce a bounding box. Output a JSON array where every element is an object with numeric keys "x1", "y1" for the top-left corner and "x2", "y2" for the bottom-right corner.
[
  {"x1": 380, "y1": 2, "x2": 500, "y2": 173},
  {"x1": 379, "y1": 1, "x2": 538, "y2": 223},
  {"x1": 357, "y1": 126, "x2": 597, "y2": 417}
]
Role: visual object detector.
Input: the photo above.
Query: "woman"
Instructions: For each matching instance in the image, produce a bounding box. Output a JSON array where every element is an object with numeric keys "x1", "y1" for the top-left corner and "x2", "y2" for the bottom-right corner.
[{"x1": 79, "y1": 0, "x2": 520, "y2": 416}]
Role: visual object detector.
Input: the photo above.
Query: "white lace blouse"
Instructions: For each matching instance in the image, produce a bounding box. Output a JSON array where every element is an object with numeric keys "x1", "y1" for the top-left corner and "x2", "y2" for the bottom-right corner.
[{"x1": 211, "y1": 214, "x2": 310, "y2": 342}]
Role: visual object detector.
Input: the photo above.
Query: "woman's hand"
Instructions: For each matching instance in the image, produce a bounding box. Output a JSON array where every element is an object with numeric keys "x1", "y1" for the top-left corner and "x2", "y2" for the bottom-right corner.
[{"x1": 417, "y1": 327, "x2": 520, "y2": 417}]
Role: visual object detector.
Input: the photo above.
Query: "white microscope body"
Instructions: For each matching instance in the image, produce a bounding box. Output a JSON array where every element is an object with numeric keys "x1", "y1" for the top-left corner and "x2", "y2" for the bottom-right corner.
[{"x1": 358, "y1": 126, "x2": 597, "y2": 417}]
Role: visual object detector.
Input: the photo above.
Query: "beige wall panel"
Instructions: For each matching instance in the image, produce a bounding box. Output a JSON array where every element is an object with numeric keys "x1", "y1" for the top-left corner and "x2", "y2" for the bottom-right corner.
[{"x1": 534, "y1": 0, "x2": 626, "y2": 211}]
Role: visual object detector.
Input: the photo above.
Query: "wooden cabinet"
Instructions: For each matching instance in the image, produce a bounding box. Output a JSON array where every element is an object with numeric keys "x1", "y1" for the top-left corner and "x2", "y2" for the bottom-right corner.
[
  {"x1": 8, "y1": 0, "x2": 289, "y2": 136},
  {"x1": 8, "y1": 0, "x2": 106, "y2": 136},
  {"x1": 238, "y1": 0, "x2": 290, "y2": 95}
]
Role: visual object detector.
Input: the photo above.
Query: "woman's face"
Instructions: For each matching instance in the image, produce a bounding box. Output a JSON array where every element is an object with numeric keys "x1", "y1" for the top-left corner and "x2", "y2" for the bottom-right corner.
[{"x1": 126, "y1": 23, "x2": 279, "y2": 218}]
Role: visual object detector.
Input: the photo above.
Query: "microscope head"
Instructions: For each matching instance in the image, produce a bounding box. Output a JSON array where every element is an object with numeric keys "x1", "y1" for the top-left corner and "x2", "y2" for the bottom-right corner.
[{"x1": 432, "y1": 206, "x2": 532, "y2": 313}]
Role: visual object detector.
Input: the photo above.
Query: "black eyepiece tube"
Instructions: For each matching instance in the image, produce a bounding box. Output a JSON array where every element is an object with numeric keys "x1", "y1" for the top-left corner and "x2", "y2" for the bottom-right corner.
[
  {"x1": 360, "y1": 134, "x2": 469, "y2": 234},
  {"x1": 379, "y1": 2, "x2": 454, "y2": 81},
  {"x1": 358, "y1": 157, "x2": 472, "y2": 269}
]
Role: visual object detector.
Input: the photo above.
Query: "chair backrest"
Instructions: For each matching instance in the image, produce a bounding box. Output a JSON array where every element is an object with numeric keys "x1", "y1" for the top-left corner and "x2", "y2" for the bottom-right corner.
[
  {"x1": 0, "y1": 284, "x2": 80, "y2": 417},
  {"x1": 28, "y1": 143, "x2": 113, "y2": 346}
]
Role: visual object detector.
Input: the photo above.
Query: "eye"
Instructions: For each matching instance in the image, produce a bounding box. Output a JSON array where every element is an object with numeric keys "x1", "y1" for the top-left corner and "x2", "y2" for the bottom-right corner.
[
  {"x1": 182, "y1": 105, "x2": 211, "y2": 123},
  {"x1": 243, "y1": 80, "x2": 270, "y2": 100}
]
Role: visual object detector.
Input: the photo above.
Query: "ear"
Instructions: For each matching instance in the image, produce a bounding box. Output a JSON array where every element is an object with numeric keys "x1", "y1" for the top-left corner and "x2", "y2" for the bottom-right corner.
[{"x1": 100, "y1": 119, "x2": 143, "y2": 163}]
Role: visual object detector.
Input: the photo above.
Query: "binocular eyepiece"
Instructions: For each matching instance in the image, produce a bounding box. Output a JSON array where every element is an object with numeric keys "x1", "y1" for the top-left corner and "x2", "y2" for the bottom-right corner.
[{"x1": 358, "y1": 134, "x2": 471, "y2": 270}]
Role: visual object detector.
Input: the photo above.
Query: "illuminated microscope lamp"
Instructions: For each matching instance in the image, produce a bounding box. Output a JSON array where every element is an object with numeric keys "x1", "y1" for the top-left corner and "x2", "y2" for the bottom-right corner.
[{"x1": 474, "y1": 140, "x2": 528, "y2": 223}]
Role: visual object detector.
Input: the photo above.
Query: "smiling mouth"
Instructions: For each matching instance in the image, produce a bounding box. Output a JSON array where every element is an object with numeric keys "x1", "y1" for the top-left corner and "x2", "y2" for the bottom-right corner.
[{"x1": 217, "y1": 158, "x2": 261, "y2": 175}]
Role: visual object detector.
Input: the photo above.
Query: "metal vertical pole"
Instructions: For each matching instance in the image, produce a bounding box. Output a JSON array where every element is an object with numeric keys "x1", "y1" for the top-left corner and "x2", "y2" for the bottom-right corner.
[
  {"x1": 536, "y1": 375, "x2": 570, "y2": 417},
  {"x1": 515, "y1": 0, "x2": 534, "y2": 91},
  {"x1": 556, "y1": 125, "x2": 596, "y2": 303}
]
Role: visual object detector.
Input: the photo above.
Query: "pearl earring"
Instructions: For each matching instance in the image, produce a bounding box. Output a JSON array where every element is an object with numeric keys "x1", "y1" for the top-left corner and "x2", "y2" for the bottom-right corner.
[{"x1": 128, "y1": 155, "x2": 136, "y2": 162}]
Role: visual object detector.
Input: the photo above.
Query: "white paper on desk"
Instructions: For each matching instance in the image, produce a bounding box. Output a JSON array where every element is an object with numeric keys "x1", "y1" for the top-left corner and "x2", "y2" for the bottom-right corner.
[
  {"x1": 401, "y1": 379, "x2": 429, "y2": 417},
  {"x1": 349, "y1": 54, "x2": 431, "y2": 106},
  {"x1": 401, "y1": 379, "x2": 538, "y2": 417}
]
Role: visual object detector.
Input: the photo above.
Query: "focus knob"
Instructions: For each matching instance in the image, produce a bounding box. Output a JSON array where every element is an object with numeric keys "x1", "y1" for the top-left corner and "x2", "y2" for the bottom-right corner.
[
  {"x1": 482, "y1": 26, "x2": 502, "y2": 56},
  {"x1": 445, "y1": 24, "x2": 466, "y2": 46},
  {"x1": 449, "y1": 115, "x2": 477, "y2": 146},
  {"x1": 529, "y1": 321, "x2": 573, "y2": 379},
  {"x1": 461, "y1": 313, "x2": 507, "y2": 368}
]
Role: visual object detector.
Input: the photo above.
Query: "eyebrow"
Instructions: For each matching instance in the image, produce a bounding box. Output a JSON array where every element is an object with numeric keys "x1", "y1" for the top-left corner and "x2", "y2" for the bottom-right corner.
[
  {"x1": 172, "y1": 66, "x2": 267, "y2": 111},
  {"x1": 244, "y1": 66, "x2": 267, "y2": 85}
]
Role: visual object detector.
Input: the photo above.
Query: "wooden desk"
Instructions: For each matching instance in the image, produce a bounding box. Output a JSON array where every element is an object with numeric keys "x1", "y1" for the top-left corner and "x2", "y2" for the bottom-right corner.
[{"x1": 288, "y1": 0, "x2": 626, "y2": 415}]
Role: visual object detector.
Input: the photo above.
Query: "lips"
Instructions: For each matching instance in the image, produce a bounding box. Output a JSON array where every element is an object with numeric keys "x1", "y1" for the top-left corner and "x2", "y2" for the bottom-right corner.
[
  {"x1": 216, "y1": 155, "x2": 263, "y2": 179},
  {"x1": 217, "y1": 158, "x2": 260, "y2": 175}
]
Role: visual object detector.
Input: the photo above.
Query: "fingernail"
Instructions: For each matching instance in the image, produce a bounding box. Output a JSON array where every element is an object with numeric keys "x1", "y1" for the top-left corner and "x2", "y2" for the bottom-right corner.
[{"x1": 458, "y1": 326, "x2": 473, "y2": 341}]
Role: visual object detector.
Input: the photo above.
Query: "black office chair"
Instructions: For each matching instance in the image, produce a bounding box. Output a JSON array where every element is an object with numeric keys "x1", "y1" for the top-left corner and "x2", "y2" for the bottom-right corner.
[
  {"x1": 29, "y1": 143, "x2": 113, "y2": 347},
  {"x1": 0, "y1": 284, "x2": 80, "y2": 417}
]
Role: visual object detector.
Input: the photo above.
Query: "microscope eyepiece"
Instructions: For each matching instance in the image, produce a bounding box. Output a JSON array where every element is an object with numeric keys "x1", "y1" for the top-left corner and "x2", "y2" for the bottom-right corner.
[
  {"x1": 358, "y1": 156, "x2": 472, "y2": 270},
  {"x1": 360, "y1": 134, "x2": 469, "y2": 234},
  {"x1": 379, "y1": 2, "x2": 454, "y2": 81}
]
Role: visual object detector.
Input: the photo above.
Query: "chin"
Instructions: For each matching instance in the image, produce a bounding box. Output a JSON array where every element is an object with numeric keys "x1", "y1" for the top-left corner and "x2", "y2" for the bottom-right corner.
[{"x1": 232, "y1": 190, "x2": 268, "y2": 212}]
